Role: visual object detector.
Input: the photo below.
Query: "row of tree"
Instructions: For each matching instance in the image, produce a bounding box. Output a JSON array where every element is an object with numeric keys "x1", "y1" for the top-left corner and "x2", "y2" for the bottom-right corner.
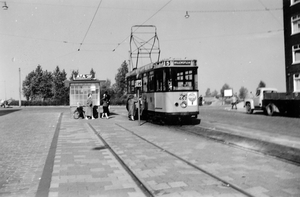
[
  {"x1": 22, "y1": 65, "x2": 69, "y2": 104},
  {"x1": 205, "y1": 81, "x2": 266, "y2": 100},
  {"x1": 22, "y1": 61, "x2": 129, "y2": 105}
]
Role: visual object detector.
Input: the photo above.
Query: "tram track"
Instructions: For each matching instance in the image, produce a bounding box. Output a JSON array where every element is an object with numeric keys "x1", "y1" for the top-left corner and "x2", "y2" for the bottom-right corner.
[
  {"x1": 87, "y1": 122, "x2": 255, "y2": 197},
  {"x1": 87, "y1": 122, "x2": 153, "y2": 197}
]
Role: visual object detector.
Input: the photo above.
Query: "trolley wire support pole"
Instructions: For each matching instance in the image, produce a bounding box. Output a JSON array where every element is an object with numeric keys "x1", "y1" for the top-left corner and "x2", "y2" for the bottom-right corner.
[
  {"x1": 137, "y1": 88, "x2": 140, "y2": 126},
  {"x1": 135, "y1": 79, "x2": 142, "y2": 126},
  {"x1": 19, "y1": 68, "x2": 21, "y2": 107}
]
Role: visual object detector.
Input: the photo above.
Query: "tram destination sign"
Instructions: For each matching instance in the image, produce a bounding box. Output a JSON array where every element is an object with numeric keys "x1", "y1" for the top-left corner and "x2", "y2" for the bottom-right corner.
[{"x1": 173, "y1": 60, "x2": 191, "y2": 65}]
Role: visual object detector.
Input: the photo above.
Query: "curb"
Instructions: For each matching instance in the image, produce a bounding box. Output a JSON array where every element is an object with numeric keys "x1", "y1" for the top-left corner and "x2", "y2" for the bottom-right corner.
[{"x1": 190, "y1": 126, "x2": 300, "y2": 165}]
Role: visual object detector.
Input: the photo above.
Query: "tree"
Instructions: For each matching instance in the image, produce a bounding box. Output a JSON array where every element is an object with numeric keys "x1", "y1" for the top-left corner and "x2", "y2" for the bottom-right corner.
[
  {"x1": 114, "y1": 61, "x2": 128, "y2": 98},
  {"x1": 22, "y1": 65, "x2": 43, "y2": 101},
  {"x1": 101, "y1": 79, "x2": 111, "y2": 92},
  {"x1": 22, "y1": 65, "x2": 53, "y2": 101},
  {"x1": 22, "y1": 70, "x2": 35, "y2": 101},
  {"x1": 239, "y1": 86, "x2": 248, "y2": 100},
  {"x1": 70, "y1": 69, "x2": 79, "y2": 80},
  {"x1": 257, "y1": 80, "x2": 266, "y2": 90},
  {"x1": 220, "y1": 83, "x2": 231, "y2": 97},
  {"x1": 34, "y1": 65, "x2": 44, "y2": 100},
  {"x1": 53, "y1": 66, "x2": 69, "y2": 104},
  {"x1": 205, "y1": 88, "x2": 211, "y2": 97},
  {"x1": 90, "y1": 68, "x2": 96, "y2": 78},
  {"x1": 39, "y1": 70, "x2": 53, "y2": 101},
  {"x1": 211, "y1": 90, "x2": 218, "y2": 97},
  {"x1": 100, "y1": 79, "x2": 114, "y2": 104}
]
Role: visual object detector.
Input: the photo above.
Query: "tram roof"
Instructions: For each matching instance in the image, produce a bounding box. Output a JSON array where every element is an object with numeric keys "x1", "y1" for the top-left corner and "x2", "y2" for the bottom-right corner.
[{"x1": 126, "y1": 59, "x2": 197, "y2": 78}]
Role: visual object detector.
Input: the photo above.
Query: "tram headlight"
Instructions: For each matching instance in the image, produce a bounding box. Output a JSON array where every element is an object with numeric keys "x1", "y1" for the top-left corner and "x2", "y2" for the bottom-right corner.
[
  {"x1": 175, "y1": 102, "x2": 179, "y2": 107},
  {"x1": 180, "y1": 101, "x2": 187, "y2": 108}
]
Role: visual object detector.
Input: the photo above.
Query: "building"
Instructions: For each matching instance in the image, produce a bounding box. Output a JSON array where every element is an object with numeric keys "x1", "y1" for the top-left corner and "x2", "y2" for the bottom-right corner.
[
  {"x1": 283, "y1": 0, "x2": 300, "y2": 92},
  {"x1": 64, "y1": 74, "x2": 105, "y2": 117}
]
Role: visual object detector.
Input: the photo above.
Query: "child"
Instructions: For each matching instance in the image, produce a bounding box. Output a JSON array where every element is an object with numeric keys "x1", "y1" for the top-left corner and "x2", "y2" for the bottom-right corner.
[{"x1": 74, "y1": 102, "x2": 85, "y2": 119}]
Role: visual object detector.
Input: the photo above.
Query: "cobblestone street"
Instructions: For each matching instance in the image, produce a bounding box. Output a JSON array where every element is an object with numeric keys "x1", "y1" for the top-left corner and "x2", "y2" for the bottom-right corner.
[{"x1": 0, "y1": 108, "x2": 61, "y2": 196}]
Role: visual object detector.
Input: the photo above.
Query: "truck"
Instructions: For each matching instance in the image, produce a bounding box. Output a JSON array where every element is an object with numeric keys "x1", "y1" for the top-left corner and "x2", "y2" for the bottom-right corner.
[{"x1": 244, "y1": 87, "x2": 300, "y2": 117}]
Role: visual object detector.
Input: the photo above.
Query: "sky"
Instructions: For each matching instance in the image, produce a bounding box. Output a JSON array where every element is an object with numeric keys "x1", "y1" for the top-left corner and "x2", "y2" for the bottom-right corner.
[{"x1": 0, "y1": 0, "x2": 285, "y2": 100}]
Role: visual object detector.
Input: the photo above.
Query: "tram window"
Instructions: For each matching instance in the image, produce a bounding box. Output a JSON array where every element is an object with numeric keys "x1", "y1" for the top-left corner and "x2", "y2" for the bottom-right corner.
[
  {"x1": 185, "y1": 70, "x2": 193, "y2": 80},
  {"x1": 130, "y1": 78, "x2": 135, "y2": 93},
  {"x1": 163, "y1": 70, "x2": 167, "y2": 91},
  {"x1": 166, "y1": 68, "x2": 173, "y2": 91},
  {"x1": 127, "y1": 77, "x2": 135, "y2": 94},
  {"x1": 148, "y1": 71, "x2": 154, "y2": 92},
  {"x1": 173, "y1": 68, "x2": 194, "y2": 90},
  {"x1": 155, "y1": 70, "x2": 163, "y2": 91},
  {"x1": 143, "y1": 73, "x2": 148, "y2": 92},
  {"x1": 177, "y1": 72, "x2": 184, "y2": 80}
]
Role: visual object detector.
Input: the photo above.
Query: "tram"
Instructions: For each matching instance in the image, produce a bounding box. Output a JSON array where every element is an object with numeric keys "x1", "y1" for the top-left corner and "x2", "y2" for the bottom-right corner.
[{"x1": 126, "y1": 59, "x2": 199, "y2": 123}]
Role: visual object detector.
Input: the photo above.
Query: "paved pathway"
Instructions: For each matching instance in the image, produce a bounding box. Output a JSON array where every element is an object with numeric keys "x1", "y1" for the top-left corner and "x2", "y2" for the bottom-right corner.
[
  {"x1": 48, "y1": 113, "x2": 145, "y2": 197},
  {"x1": 0, "y1": 109, "x2": 60, "y2": 197},
  {"x1": 89, "y1": 113, "x2": 300, "y2": 197}
]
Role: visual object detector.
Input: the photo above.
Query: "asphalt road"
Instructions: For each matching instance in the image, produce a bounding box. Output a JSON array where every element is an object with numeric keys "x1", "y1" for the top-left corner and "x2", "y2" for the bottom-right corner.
[{"x1": 198, "y1": 105, "x2": 300, "y2": 139}]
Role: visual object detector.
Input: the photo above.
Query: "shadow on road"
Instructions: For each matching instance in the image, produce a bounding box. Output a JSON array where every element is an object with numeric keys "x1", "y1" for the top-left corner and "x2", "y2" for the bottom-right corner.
[{"x1": 0, "y1": 109, "x2": 21, "y2": 117}]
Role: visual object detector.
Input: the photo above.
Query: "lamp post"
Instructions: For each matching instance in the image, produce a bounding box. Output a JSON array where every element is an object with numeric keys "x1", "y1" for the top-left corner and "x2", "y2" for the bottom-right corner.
[
  {"x1": 185, "y1": 11, "x2": 190, "y2": 18},
  {"x1": 0, "y1": 1, "x2": 8, "y2": 10},
  {"x1": 19, "y1": 68, "x2": 21, "y2": 107}
]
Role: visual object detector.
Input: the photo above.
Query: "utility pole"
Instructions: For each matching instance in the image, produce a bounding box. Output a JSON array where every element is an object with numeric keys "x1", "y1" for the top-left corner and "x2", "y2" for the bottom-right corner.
[
  {"x1": 4, "y1": 80, "x2": 6, "y2": 100},
  {"x1": 19, "y1": 68, "x2": 21, "y2": 107}
]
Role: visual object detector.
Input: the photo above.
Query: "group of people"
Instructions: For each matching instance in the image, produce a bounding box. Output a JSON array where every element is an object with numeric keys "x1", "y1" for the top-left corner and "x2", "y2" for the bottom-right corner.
[
  {"x1": 73, "y1": 92, "x2": 110, "y2": 120},
  {"x1": 74, "y1": 92, "x2": 139, "y2": 121}
]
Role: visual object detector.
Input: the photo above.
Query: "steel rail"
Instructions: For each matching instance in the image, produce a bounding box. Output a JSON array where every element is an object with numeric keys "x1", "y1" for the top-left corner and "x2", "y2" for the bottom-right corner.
[
  {"x1": 87, "y1": 123, "x2": 154, "y2": 197},
  {"x1": 116, "y1": 123, "x2": 255, "y2": 197}
]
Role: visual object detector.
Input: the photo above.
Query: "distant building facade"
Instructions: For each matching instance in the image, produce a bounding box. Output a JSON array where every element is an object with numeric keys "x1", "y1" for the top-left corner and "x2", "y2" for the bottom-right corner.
[{"x1": 283, "y1": 0, "x2": 300, "y2": 92}]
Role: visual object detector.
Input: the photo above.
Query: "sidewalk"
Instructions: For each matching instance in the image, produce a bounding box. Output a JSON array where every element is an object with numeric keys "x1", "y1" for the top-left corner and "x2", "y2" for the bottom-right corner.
[
  {"x1": 47, "y1": 113, "x2": 146, "y2": 197},
  {"x1": 46, "y1": 109, "x2": 300, "y2": 197}
]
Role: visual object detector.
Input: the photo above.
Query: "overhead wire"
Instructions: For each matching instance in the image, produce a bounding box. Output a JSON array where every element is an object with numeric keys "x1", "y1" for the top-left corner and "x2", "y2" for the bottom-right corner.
[
  {"x1": 257, "y1": 0, "x2": 282, "y2": 26},
  {"x1": 4, "y1": 1, "x2": 282, "y2": 52},
  {"x1": 160, "y1": 29, "x2": 283, "y2": 42},
  {"x1": 112, "y1": 1, "x2": 282, "y2": 52},
  {"x1": 0, "y1": 32, "x2": 117, "y2": 47},
  {"x1": 78, "y1": 0, "x2": 103, "y2": 51},
  {"x1": 0, "y1": 32, "x2": 76, "y2": 44},
  {"x1": 187, "y1": 7, "x2": 282, "y2": 13}
]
